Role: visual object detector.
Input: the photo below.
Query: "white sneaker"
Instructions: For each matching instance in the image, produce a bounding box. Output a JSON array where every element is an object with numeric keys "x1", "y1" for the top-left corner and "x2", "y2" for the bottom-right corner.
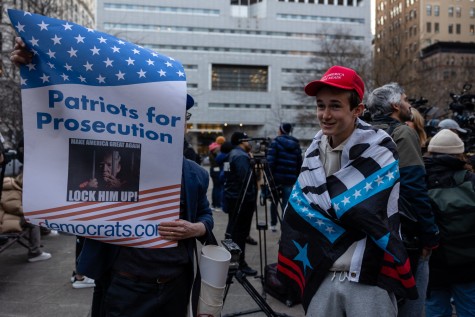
[
  {"x1": 270, "y1": 225, "x2": 277, "y2": 232},
  {"x1": 72, "y1": 276, "x2": 96, "y2": 289},
  {"x1": 28, "y1": 252, "x2": 52, "y2": 262}
]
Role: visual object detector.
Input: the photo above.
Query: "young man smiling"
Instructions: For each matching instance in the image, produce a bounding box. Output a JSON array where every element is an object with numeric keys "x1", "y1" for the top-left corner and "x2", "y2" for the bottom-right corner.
[{"x1": 278, "y1": 66, "x2": 417, "y2": 316}]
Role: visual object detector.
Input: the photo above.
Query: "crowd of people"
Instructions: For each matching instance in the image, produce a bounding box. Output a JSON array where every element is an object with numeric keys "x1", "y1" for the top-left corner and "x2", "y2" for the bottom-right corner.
[{"x1": 5, "y1": 35, "x2": 475, "y2": 317}]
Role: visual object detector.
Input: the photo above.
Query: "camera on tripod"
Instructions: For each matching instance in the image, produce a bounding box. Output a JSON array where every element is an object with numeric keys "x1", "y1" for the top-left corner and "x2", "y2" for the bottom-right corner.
[
  {"x1": 221, "y1": 239, "x2": 242, "y2": 270},
  {"x1": 239, "y1": 137, "x2": 271, "y2": 158}
]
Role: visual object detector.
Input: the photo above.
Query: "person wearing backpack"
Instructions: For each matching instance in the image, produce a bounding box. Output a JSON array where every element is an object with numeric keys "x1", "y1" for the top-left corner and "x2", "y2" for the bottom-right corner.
[{"x1": 423, "y1": 129, "x2": 475, "y2": 317}]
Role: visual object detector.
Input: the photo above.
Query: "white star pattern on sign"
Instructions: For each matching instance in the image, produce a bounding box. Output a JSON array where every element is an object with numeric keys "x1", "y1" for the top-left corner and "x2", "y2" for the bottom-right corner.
[
  {"x1": 83, "y1": 61, "x2": 93, "y2": 71},
  {"x1": 96, "y1": 74, "x2": 106, "y2": 83},
  {"x1": 10, "y1": 9, "x2": 187, "y2": 89},
  {"x1": 51, "y1": 35, "x2": 61, "y2": 45},
  {"x1": 316, "y1": 219, "x2": 324, "y2": 226},
  {"x1": 21, "y1": 77, "x2": 27, "y2": 85},
  {"x1": 325, "y1": 226, "x2": 335, "y2": 234},
  {"x1": 352, "y1": 190, "x2": 361, "y2": 199},
  {"x1": 297, "y1": 198, "x2": 302, "y2": 205},
  {"x1": 40, "y1": 73, "x2": 49, "y2": 82},
  {"x1": 37, "y1": 21, "x2": 49, "y2": 30},
  {"x1": 137, "y1": 69, "x2": 146, "y2": 78},
  {"x1": 62, "y1": 22, "x2": 73, "y2": 30},
  {"x1": 126, "y1": 57, "x2": 135, "y2": 65},
  {"x1": 16, "y1": 22, "x2": 25, "y2": 32},
  {"x1": 67, "y1": 47, "x2": 78, "y2": 57},
  {"x1": 115, "y1": 71, "x2": 125, "y2": 80},
  {"x1": 302, "y1": 206, "x2": 309, "y2": 212},
  {"x1": 103, "y1": 58, "x2": 113, "y2": 67},
  {"x1": 29, "y1": 36, "x2": 39, "y2": 46},
  {"x1": 333, "y1": 203, "x2": 340, "y2": 211},
  {"x1": 306, "y1": 212, "x2": 314, "y2": 219},
  {"x1": 90, "y1": 46, "x2": 100, "y2": 55},
  {"x1": 74, "y1": 34, "x2": 85, "y2": 43},
  {"x1": 375, "y1": 175, "x2": 384, "y2": 186},
  {"x1": 46, "y1": 49, "x2": 56, "y2": 58}
]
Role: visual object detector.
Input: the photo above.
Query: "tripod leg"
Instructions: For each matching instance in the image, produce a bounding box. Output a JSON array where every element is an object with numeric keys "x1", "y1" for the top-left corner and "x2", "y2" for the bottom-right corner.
[{"x1": 233, "y1": 270, "x2": 279, "y2": 317}]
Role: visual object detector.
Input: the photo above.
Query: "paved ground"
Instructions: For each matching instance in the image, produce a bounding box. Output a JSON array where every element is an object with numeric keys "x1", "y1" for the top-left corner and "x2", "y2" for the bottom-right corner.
[{"x1": 0, "y1": 186, "x2": 305, "y2": 317}]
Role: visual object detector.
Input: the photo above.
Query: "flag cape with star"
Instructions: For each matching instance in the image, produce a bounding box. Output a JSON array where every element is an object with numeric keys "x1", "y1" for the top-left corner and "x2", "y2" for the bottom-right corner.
[
  {"x1": 277, "y1": 120, "x2": 418, "y2": 312},
  {"x1": 8, "y1": 9, "x2": 189, "y2": 248}
]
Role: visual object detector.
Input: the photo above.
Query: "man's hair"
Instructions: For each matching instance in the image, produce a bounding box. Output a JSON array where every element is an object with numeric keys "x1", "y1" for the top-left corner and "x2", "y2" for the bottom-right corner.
[
  {"x1": 319, "y1": 86, "x2": 361, "y2": 110},
  {"x1": 366, "y1": 82, "x2": 405, "y2": 116},
  {"x1": 348, "y1": 90, "x2": 361, "y2": 110}
]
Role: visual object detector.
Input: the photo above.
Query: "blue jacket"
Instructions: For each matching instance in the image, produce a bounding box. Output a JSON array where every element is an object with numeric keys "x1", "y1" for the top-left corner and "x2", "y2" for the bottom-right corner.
[
  {"x1": 266, "y1": 135, "x2": 302, "y2": 186},
  {"x1": 77, "y1": 159, "x2": 214, "y2": 280}
]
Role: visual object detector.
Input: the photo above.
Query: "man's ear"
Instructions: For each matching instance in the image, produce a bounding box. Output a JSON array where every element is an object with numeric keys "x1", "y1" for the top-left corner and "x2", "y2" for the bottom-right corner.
[
  {"x1": 354, "y1": 103, "x2": 365, "y2": 117},
  {"x1": 391, "y1": 103, "x2": 400, "y2": 112}
]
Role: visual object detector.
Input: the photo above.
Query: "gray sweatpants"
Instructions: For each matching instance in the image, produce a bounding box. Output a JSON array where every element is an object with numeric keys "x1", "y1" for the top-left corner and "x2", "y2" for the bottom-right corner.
[{"x1": 307, "y1": 272, "x2": 398, "y2": 317}]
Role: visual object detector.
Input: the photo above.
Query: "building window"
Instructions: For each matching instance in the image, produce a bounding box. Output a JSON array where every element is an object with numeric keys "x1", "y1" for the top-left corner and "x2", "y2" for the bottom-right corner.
[
  {"x1": 426, "y1": 4, "x2": 431, "y2": 16},
  {"x1": 471, "y1": 7, "x2": 475, "y2": 18},
  {"x1": 426, "y1": 22, "x2": 431, "y2": 33},
  {"x1": 434, "y1": 5, "x2": 440, "y2": 16},
  {"x1": 211, "y1": 64, "x2": 268, "y2": 92},
  {"x1": 470, "y1": 24, "x2": 475, "y2": 35},
  {"x1": 456, "y1": 24, "x2": 461, "y2": 34},
  {"x1": 449, "y1": 6, "x2": 454, "y2": 17},
  {"x1": 449, "y1": 24, "x2": 454, "y2": 34},
  {"x1": 456, "y1": 7, "x2": 461, "y2": 18},
  {"x1": 435, "y1": 22, "x2": 440, "y2": 33}
]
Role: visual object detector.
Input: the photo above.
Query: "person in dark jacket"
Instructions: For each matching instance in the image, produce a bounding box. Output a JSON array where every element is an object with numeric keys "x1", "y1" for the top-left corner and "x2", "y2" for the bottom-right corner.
[
  {"x1": 423, "y1": 129, "x2": 475, "y2": 317},
  {"x1": 266, "y1": 123, "x2": 302, "y2": 231},
  {"x1": 223, "y1": 131, "x2": 258, "y2": 276},
  {"x1": 366, "y1": 82, "x2": 439, "y2": 316},
  {"x1": 215, "y1": 141, "x2": 233, "y2": 213}
]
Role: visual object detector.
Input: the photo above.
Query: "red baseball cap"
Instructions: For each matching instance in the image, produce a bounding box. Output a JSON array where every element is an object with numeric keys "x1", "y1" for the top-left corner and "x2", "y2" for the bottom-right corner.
[{"x1": 304, "y1": 65, "x2": 364, "y2": 101}]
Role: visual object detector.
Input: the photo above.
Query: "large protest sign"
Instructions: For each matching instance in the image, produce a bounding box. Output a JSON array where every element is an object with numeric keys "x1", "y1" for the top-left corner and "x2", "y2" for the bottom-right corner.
[{"x1": 8, "y1": 9, "x2": 188, "y2": 248}]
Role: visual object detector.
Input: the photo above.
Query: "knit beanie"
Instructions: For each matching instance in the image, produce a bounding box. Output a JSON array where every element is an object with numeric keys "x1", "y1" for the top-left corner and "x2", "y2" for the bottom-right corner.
[
  {"x1": 215, "y1": 136, "x2": 226, "y2": 145},
  {"x1": 428, "y1": 129, "x2": 465, "y2": 154},
  {"x1": 280, "y1": 123, "x2": 292, "y2": 135}
]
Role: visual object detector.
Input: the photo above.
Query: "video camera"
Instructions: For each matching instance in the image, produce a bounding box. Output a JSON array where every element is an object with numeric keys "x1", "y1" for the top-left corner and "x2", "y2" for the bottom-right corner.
[
  {"x1": 449, "y1": 83, "x2": 475, "y2": 114},
  {"x1": 239, "y1": 137, "x2": 271, "y2": 157}
]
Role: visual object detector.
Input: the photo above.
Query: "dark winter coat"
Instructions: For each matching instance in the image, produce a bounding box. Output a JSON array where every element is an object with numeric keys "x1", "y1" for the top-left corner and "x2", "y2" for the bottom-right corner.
[
  {"x1": 424, "y1": 154, "x2": 475, "y2": 287},
  {"x1": 266, "y1": 135, "x2": 302, "y2": 186}
]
